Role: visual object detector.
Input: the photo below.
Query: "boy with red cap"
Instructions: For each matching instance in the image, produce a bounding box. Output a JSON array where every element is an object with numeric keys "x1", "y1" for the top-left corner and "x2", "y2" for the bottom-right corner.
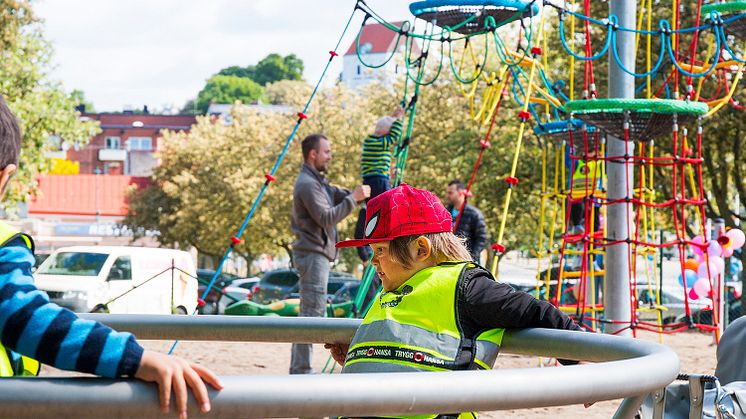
[{"x1": 327, "y1": 184, "x2": 581, "y2": 416}]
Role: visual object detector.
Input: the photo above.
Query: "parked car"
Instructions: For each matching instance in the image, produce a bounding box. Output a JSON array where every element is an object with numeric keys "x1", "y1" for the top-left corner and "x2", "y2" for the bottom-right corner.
[
  {"x1": 284, "y1": 274, "x2": 368, "y2": 317},
  {"x1": 35, "y1": 246, "x2": 197, "y2": 314},
  {"x1": 33, "y1": 252, "x2": 51, "y2": 271},
  {"x1": 251, "y1": 268, "x2": 363, "y2": 305},
  {"x1": 217, "y1": 277, "x2": 260, "y2": 314},
  {"x1": 197, "y1": 269, "x2": 241, "y2": 314},
  {"x1": 286, "y1": 274, "x2": 360, "y2": 303},
  {"x1": 635, "y1": 283, "x2": 711, "y2": 325}
]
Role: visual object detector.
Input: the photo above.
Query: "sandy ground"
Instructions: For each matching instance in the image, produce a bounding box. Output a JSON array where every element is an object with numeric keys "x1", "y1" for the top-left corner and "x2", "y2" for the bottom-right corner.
[{"x1": 41, "y1": 327, "x2": 718, "y2": 418}]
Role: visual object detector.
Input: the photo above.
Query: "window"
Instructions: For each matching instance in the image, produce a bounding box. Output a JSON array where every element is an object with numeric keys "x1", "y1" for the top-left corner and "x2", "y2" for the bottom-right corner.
[
  {"x1": 127, "y1": 137, "x2": 153, "y2": 151},
  {"x1": 37, "y1": 252, "x2": 109, "y2": 277},
  {"x1": 265, "y1": 271, "x2": 299, "y2": 287},
  {"x1": 107, "y1": 256, "x2": 132, "y2": 281},
  {"x1": 105, "y1": 136, "x2": 120, "y2": 149}
]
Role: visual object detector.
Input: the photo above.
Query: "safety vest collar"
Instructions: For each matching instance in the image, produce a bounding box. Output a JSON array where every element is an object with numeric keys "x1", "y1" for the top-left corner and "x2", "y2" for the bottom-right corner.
[{"x1": 0, "y1": 221, "x2": 33, "y2": 251}]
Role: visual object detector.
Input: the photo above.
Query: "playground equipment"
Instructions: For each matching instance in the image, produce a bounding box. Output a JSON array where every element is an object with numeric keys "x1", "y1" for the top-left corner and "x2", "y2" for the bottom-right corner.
[
  {"x1": 16, "y1": 0, "x2": 746, "y2": 417},
  {"x1": 179, "y1": 0, "x2": 746, "y2": 345},
  {"x1": 0, "y1": 314, "x2": 677, "y2": 418}
]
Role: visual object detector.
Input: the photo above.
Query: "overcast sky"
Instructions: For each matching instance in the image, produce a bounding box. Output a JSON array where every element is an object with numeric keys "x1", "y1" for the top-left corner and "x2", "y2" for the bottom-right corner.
[{"x1": 35, "y1": 0, "x2": 415, "y2": 112}]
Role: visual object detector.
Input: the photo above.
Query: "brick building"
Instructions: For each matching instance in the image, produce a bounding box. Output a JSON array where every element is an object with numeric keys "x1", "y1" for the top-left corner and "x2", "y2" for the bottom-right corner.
[{"x1": 66, "y1": 113, "x2": 196, "y2": 176}]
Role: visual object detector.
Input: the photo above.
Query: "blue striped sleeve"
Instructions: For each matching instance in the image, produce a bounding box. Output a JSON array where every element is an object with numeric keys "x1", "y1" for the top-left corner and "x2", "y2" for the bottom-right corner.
[
  {"x1": 383, "y1": 120, "x2": 403, "y2": 149},
  {"x1": 0, "y1": 238, "x2": 144, "y2": 377}
]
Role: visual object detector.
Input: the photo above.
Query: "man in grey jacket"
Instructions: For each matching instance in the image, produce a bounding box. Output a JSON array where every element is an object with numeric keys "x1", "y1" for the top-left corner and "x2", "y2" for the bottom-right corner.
[{"x1": 290, "y1": 133, "x2": 369, "y2": 374}]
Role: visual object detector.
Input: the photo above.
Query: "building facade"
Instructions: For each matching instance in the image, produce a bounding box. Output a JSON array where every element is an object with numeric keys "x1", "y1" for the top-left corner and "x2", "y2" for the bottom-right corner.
[
  {"x1": 341, "y1": 21, "x2": 416, "y2": 89},
  {"x1": 65, "y1": 113, "x2": 196, "y2": 176}
]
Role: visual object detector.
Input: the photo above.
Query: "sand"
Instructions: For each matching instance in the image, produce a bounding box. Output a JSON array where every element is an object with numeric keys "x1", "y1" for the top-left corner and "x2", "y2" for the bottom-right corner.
[{"x1": 41, "y1": 328, "x2": 718, "y2": 418}]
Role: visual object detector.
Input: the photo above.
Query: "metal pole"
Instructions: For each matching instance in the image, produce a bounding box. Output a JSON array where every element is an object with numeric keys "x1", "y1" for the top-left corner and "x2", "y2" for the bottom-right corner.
[
  {"x1": 613, "y1": 395, "x2": 647, "y2": 419},
  {"x1": 605, "y1": 0, "x2": 637, "y2": 335},
  {"x1": 80, "y1": 314, "x2": 361, "y2": 343},
  {"x1": 1, "y1": 324, "x2": 678, "y2": 418}
]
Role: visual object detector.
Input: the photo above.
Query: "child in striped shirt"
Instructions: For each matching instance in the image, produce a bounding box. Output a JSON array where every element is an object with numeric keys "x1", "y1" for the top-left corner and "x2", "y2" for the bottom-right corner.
[
  {"x1": 0, "y1": 94, "x2": 221, "y2": 418},
  {"x1": 354, "y1": 106, "x2": 404, "y2": 263}
]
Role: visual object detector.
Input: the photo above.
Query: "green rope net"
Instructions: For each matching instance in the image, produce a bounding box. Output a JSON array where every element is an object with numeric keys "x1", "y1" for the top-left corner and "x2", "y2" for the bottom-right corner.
[
  {"x1": 564, "y1": 99, "x2": 708, "y2": 142},
  {"x1": 701, "y1": 1, "x2": 746, "y2": 15}
]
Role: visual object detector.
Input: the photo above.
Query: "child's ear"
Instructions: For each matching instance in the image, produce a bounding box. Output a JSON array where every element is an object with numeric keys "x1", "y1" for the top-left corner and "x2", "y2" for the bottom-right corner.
[{"x1": 414, "y1": 236, "x2": 433, "y2": 261}]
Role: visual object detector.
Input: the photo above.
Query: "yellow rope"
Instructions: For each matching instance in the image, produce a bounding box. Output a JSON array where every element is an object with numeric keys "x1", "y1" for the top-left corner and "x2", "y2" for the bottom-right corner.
[
  {"x1": 491, "y1": 5, "x2": 546, "y2": 277},
  {"x1": 705, "y1": 62, "x2": 745, "y2": 118}
]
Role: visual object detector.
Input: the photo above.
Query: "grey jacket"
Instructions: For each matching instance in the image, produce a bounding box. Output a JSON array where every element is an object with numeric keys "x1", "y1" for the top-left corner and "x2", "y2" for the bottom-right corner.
[{"x1": 291, "y1": 163, "x2": 357, "y2": 261}]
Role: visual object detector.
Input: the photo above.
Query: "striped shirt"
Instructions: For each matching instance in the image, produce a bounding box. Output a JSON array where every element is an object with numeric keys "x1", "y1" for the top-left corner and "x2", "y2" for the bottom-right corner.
[
  {"x1": 0, "y1": 237, "x2": 143, "y2": 377},
  {"x1": 361, "y1": 120, "x2": 403, "y2": 177}
]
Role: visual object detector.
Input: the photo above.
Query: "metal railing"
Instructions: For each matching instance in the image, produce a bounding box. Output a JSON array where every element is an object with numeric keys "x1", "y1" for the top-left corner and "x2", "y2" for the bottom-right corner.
[{"x1": 0, "y1": 315, "x2": 678, "y2": 418}]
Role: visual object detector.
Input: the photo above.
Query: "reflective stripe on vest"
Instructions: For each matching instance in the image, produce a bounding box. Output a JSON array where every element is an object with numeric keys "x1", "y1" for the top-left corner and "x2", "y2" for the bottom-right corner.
[
  {"x1": 343, "y1": 262, "x2": 504, "y2": 375},
  {"x1": 0, "y1": 221, "x2": 40, "y2": 377},
  {"x1": 571, "y1": 160, "x2": 602, "y2": 192}
]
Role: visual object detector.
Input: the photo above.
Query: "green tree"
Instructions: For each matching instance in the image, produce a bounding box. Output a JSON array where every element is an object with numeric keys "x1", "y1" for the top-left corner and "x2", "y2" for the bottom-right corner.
[
  {"x1": 217, "y1": 65, "x2": 254, "y2": 80},
  {"x1": 69, "y1": 89, "x2": 95, "y2": 113},
  {"x1": 250, "y1": 53, "x2": 304, "y2": 86},
  {"x1": 0, "y1": 1, "x2": 100, "y2": 210},
  {"x1": 125, "y1": 64, "x2": 546, "y2": 272},
  {"x1": 195, "y1": 75, "x2": 263, "y2": 114}
]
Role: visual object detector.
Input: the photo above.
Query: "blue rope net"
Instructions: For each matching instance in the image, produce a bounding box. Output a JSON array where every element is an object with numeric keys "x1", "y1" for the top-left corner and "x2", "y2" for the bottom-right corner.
[{"x1": 409, "y1": 0, "x2": 539, "y2": 34}]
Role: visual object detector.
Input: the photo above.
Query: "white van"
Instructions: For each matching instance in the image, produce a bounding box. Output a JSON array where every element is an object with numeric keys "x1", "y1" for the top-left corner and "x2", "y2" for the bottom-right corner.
[{"x1": 34, "y1": 246, "x2": 198, "y2": 314}]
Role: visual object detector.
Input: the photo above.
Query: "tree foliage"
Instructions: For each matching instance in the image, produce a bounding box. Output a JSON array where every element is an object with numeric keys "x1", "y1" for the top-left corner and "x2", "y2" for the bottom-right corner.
[
  {"x1": 126, "y1": 61, "x2": 547, "y2": 271},
  {"x1": 0, "y1": 0, "x2": 100, "y2": 210},
  {"x1": 195, "y1": 75, "x2": 263, "y2": 114},
  {"x1": 218, "y1": 53, "x2": 304, "y2": 86}
]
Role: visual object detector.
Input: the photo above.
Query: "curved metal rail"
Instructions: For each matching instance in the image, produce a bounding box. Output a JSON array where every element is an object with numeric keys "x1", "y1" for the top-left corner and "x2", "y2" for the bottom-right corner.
[{"x1": 0, "y1": 315, "x2": 677, "y2": 418}]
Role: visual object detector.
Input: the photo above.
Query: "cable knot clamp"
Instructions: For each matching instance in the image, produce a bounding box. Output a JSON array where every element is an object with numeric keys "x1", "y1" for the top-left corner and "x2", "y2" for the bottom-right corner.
[
  {"x1": 329, "y1": 50, "x2": 339, "y2": 58},
  {"x1": 491, "y1": 243, "x2": 506, "y2": 253},
  {"x1": 480, "y1": 139, "x2": 491, "y2": 148},
  {"x1": 264, "y1": 173, "x2": 276, "y2": 183},
  {"x1": 530, "y1": 47, "x2": 542, "y2": 56},
  {"x1": 230, "y1": 236, "x2": 242, "y2": 245},
  {"x1": 297, "y1": 112, "x2": 308, "y2": 120},
  {"x1": 197, "y1": 298, "x2": 206, "y2": 308},
  {"x1": 505, "y1": 176, "x2": 519, "y2": 187},
  {"x1": 461, "y1": 189, "x2": 473, "y2": 197},
  {"x1": 518, "y1": 110, "x2": 531, "y2": 121}
]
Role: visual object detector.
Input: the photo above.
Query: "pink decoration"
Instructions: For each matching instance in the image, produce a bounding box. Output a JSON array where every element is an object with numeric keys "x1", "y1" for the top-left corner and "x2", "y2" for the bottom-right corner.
[
  {"x1": 727, "y1": 229, "x2": 746, "y2": 249},
  {"x1": 692, "y1": 277, "x2": 711, "y2": 299}
]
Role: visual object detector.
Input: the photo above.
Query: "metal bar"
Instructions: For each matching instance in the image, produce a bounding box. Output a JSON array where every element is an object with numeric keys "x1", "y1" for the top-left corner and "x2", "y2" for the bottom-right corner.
[
  {"x1": 79, "y1": 314, "x2": 361, "y2": 343},
  {"x1": 7, "y1": 317, "x2": 677, "y2": 418},
  {"x1": 614, "y1": 395, "x2": 648, "y2": 419},
  {"x1": 605, "y1": 0, "x2": 637, "y2": 336}
]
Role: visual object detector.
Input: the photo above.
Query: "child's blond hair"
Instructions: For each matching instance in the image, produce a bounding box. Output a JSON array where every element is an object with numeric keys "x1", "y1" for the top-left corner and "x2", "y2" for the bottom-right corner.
[
  {"x1": 374, "y1": 116, "x2": 396, "y2": 136},
  {"x1": 387, "y1": 232, "x2": 471, "y2": 269}
]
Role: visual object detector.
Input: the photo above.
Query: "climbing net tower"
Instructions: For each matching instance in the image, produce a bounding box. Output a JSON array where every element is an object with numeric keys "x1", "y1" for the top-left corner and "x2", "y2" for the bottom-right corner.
[{"x1": 191, "y1": 1, "x2": 746, "y2": 358}]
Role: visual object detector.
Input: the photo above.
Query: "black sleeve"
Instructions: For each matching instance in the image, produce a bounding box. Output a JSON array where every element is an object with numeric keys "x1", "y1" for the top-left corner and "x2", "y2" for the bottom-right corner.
[
  {"x1": 462, "y1": 269, "x2": 581, "y2": 332},
  {"x1": 461, "y1": 268, "x2": 582, "y2": 365},
  {"x1": 470, "y1": 209, "x2": 488, "y2": 256}
]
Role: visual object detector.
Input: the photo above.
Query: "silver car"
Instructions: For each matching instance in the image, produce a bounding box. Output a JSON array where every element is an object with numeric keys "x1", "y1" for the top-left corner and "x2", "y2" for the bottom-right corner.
[
  {"x1": 217, "y1": 277, "x2": 259, "y2": 314},
  {"x1": 635, "y1": 283, "x2": 710, "y2": 325}
]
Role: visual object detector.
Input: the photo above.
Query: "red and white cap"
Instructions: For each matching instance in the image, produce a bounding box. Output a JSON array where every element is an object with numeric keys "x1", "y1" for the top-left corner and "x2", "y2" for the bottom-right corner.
[{"x1": 336, "y1": 184, "x2": 452, "y2": 248}]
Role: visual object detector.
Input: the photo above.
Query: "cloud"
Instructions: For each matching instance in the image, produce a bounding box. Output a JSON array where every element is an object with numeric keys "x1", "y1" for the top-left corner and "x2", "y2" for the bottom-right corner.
[{"x1": 35, "y1": 0, "x2": 414, "y2": 111}]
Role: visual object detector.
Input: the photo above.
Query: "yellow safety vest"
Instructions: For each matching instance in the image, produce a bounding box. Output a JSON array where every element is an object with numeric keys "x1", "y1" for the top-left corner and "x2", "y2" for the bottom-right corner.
[
  {"x1": 571, "y1": 160, "x2": 602, "y2": 194},
  {"x1": 0, "y1": 221, "x2": 40, "y2": 377},
  {"x1": 342, "y1": 262, "x2": 504, "y2": 419}
]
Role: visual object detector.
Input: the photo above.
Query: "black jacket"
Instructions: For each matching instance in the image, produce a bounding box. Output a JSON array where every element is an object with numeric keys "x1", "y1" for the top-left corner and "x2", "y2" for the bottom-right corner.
[
  {"x1": 449, "y1": 203, "x2": 489, "y2": 262},
  {"x1": 457, "y1": 264, "x2": 582, "y2": 366}
]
